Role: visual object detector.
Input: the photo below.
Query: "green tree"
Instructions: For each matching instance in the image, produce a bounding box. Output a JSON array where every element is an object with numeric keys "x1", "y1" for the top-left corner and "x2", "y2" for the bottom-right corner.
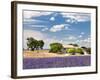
[
  {"x1": 27, "y1": 37, "x2": 35, "y2": 50},
  {"x1": 86, "y1": 48, "x2": 91, "y2": 54},
  {"x1": 73, "y1": 44, "x2": 78, "y2": 47},
  {"x1": 76, "y1": 48, "x2": 84, "y2": 54},
  {"x1": 49, "y1": 43, "x2": 63, "y2": 53},
  {"x1": 34, "y1": 40, "x2": 39, "y2": 50},
  {"x1": 81, "y1": 46, "x2": 87, "y2": 49},
  {"x1": 66, "y1": 48, "x2": 76, "y2": 55},
  {"x1": 38, "y1": 40, "x2": 44, "y2": 50},
  {"x1": 81, "y1": 47, "x2": 91, "y2": 54},
  {"x1": 27, "y1": 37, "x2": 44, "y2": 51}
]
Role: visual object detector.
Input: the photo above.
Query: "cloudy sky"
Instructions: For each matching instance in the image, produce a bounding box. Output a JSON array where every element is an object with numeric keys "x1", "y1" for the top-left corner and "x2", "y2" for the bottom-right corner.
[{"x1": 23, "y1": 10, "x2": 91, "y2": 49}]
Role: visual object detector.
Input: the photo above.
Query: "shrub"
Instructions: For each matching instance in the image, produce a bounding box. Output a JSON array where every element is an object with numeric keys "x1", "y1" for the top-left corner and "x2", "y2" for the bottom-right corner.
[
  {"x1": 76, "y1": 48, "x2": 84, "y2": 54},
  {"x1": 66, "y1": 48, "x2": 76, "y2": 55}
]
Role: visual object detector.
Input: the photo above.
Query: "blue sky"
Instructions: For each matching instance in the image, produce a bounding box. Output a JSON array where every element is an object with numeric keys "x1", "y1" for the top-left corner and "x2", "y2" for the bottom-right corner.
[{"x1": 23, "y1": 10, "x2": 91, "y2": 49}]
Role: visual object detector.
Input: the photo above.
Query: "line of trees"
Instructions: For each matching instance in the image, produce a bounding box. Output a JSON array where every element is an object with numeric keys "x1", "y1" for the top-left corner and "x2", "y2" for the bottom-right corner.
[
  {"x1": 49, "y1": 43, "x2": 91, "y2": 55},
  {"x1": 27, "y1": 37, "x2": 44, "y2": 51},
  {"x1": 26, "y1": 38, "x2": 91, "y2": 54}
]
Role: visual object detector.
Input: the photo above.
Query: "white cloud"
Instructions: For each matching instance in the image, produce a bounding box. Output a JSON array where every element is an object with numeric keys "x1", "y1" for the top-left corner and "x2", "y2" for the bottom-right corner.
[
  {"x1": 77, "y1": 37, "x2": 91, "y2": 43},
  {"x1": 50, "y1": 17, "x2": 55, "y2": 21},
  {"x1": 66, "y1": 19, "x2": 70, "y2": 22},
  {"x1": 83, "y1": 37, "x2": 91, "y2": 42},
  {"x1": 64, "y1": 35, "x2": 76, "y2": 41},
  {"x1": 50, "y1": 24, "x2": 70, "y2": 32},
  {"x1": 68, "y1": 36, "x2": 76, "y2": 40},
  {"x1": 75, "y1": 15, "x2": 90, "y2": 22},
  {"x1": 41, "y1": 27, "x2": 48, "y2": 31},
  {"x1": 24, "y1": 18, "x2": 48, "y2": 25},
  {"x1": 50, "y1": 24, "x2": 65, "y2": 32},
  {"x1": 24, "y1": 30, "x2": 45, "y2": 39},
  {"x1": 65, "y1": 26, "x2": 71, "y2": 30},
  {"x1": 81, "y1": 32, "x2": 85, "y2": 35},
  {"x1": 23, "y1": 30, "x2": 47, "y2": 49},
  {"x1": 61, "y1": 12, "x2": 90, "y2": 23},
  {"x1": 24, "y1": 18, "x2": 47, "y2": 23},
  {"x1": 76, "y1": 37, "x2": 91, "y2": 47},
  {"x1": 23, "y1": 18, "x2": 48, "y2": 28},
  {"x1": 78, "y1": 35, "x2": 82, "y2": 38},
  {"x1": 66, "y1": 18, "x2": 77, "y2": 24},
  {"x1": 60, "y1": 40, "x2": 63, "y2": 43},
  {"x1": 25, "y1": 24, "x2": 47, "y2": 28},
  {"x1": 24, "y1": 11, "x2": 52, "y2": 19},
  {"x1": 65, "y1": 26, "x2": 69, "y2": 30},
  {"x1": 77, "y1": 32, "x2": 85, "y2": 38},
  {"x1": 76, "y1": 40, "x2": 80, "y2": 43}
]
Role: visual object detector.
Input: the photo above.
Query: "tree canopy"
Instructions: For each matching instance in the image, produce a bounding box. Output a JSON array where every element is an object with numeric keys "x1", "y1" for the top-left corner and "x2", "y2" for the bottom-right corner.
[
  {"x1": 27, "y1": 37, "x2": 44, "y2": 51},
  {"x1": 49, "y1": 43, "x2": 63, "y2": 53},
  {"x1": 76, "y1": 48, "x2": 84, "y2": 54}
]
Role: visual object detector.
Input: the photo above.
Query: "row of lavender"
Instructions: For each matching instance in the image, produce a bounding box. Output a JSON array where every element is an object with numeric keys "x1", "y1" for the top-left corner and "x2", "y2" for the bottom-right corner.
[{"x1": 23, "y1": 56, "x2": 91, "y2": 69}]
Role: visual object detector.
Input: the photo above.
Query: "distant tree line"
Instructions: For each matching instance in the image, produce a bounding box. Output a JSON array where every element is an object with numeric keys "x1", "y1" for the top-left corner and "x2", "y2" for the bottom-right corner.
[
  {"x1": 26, "y1": 37, "x2": 91, "y2": 55},
  {"x1": 68, "y1": 43, "x2": 78, "y2": 47},
  {"x1": 27, "y1": 37, "x2": 44, "y2": 51},
  {"x1": 49, "y1": 43, "x2": 91, "y2": 55}
]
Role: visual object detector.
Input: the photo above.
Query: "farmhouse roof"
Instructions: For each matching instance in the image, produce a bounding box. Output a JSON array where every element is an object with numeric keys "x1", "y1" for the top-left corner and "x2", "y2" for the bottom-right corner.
[{"x1": 63, "y1": 44, "x2": 75, "y2": 48}]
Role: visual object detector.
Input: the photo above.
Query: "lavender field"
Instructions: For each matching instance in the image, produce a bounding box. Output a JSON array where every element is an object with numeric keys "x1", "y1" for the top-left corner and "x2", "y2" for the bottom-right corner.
[{"x1": 23, "y1": 56, "x2": 91, "y2": 69}]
